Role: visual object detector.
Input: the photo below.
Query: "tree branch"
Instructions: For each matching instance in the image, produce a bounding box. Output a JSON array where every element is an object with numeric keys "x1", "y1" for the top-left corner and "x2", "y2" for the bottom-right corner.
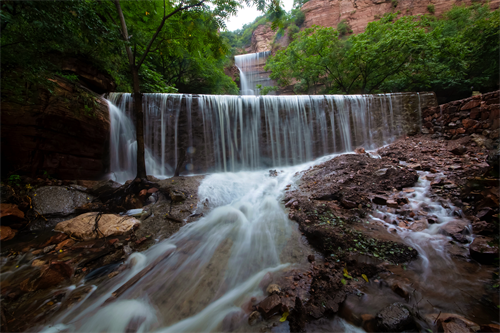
[
  {"x1": 114, "y1": 0, "x2": 135, "y2": 68},
  {"x1": 136, "y1": 0, "x2": 206, "y2": 69}
]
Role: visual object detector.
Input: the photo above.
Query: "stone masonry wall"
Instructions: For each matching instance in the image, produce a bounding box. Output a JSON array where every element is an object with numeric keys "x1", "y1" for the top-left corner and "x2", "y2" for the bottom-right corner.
[{"x1": 421, "y1": 90, "x2": 499, "y2": 141}]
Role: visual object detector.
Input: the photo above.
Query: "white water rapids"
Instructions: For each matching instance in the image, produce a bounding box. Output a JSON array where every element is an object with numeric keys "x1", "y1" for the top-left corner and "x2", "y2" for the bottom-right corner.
[
  {"x1": 30, "y1": 86, "x2": 493, "y2": 331},
  {"x1": 40, "y1": 153, "x2": 367, "y2": 332}
]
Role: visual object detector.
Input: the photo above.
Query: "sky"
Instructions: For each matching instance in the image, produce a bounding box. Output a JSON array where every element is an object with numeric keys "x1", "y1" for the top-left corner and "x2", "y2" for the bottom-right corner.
[{"x1": 225, "y1": 0, "x2": 294, "y2": 31}]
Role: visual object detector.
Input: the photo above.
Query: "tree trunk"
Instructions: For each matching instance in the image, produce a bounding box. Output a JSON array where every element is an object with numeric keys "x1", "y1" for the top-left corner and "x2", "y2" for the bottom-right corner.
[{"x1": 131, "y1": 67, "x2": 147, "y2": 179}]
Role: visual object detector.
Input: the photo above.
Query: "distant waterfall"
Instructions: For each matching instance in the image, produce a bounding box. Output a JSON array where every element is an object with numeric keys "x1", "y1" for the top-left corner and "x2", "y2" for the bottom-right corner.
[
  {"x1": 106, "y1": 92, "x2": 435, "y2": 182},
  {"x1": 235, "y1": 51, "x2": 272, "y2": 95}
]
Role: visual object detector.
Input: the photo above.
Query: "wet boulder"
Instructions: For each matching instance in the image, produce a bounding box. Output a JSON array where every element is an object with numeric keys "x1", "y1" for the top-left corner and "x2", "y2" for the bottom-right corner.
[
  {"x1": 409, "y1": 219, "x2": 428, "y2": 232},
  {"x1": 0, "y1": 226, "x2": 17, "y2": 241},
  {"x1": 32, "y1": 186, "x2": 94, "y2": 216},
  {"x1": 20, "y1": 262, "x2": 74, "y2": 292},
  {"x1": 0, "y1": 185, "x2": 15, "y2": 203},
  {"x1": 257, "y1": 294, "x2": 283, "y2": 319},
  {"x1": 169, "y1": 189, "x2": 186, "y2": 202},
  {"x1": 372, "y1": 195, "x2": 388, "y2": 205},
  {"x1": 472, "y1": 220, "x2": 496, "y2": 236},
  {"x1": 469, "y1": 236, "x2": 498, "y2": 264},
  {"x1": 0, "y1": 203, "x2": 25, "y2": 223},
  {"x1": 450, "y1": 146, "x2": 467, "y2": 155},
  {"x1": 54, "y1": 212, "x2": 140, "y2": 241},
  {"x1": 376, "y1": 302, "x2": 414, "y2": 332},
  {"x1": 439, "y1": 220, "x2": 470, "y2": 243},
  {"x1": 266, "y1": 284, "x2": 281, "y2": 295},
  {"x1": 88, "y1": 179, "x2": 121, "y2": 199},
  {"x1": 427, "y1": 313, "x2": 479, "y2": 333}
]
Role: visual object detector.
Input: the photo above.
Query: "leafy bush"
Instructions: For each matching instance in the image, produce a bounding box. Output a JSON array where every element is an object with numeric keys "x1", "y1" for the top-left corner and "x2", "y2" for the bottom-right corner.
[
  {"x1": 337, "y1": 19, "x2": 353, "y2": 36},
  {"x1": 427, "y1": 4, "x2": 435, "y2": 14},
  {"x1": 265, "y1": 4, "x2": 500, "y2": 99},
  {"x1": 287, "y1": 24, "x2": 300, "y2": 40}
]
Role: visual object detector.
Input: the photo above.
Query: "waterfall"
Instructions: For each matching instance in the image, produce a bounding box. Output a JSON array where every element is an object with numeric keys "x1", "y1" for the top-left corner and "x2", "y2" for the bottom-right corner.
[
  {"x1": 107, "y1": 92, "x2": 433, "y2": 182},
  {"x1": 234, "y1": 51, "x2": 272, "y2": 95}
]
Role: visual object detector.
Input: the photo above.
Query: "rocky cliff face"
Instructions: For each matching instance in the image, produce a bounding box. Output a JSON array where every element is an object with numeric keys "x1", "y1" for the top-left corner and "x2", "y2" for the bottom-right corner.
[
  {"x1": 301, "y1": 0, "x2": 499, "y2": 34},
  {"x1": 251, "y1": 24, "x2": 275, "y2": 53},
  {"x1": 1, "y1": 78, "x2": 110, "y2": 180},
  {"x1": 248, "y1": 0, "x2": 499, "y2": 53}
]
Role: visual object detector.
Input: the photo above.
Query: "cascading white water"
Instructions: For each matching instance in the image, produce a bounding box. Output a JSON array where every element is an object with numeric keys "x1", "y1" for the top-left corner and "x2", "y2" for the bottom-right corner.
[
  {"x1": 41, "y1": 153, "x2": 368, "y2": 333},
  {"x1": 234, "y1": 52, "x2": 272, "y2": 95},
  {"x1": 107, "y1": 92, "x2": 430, "y2": 182}
]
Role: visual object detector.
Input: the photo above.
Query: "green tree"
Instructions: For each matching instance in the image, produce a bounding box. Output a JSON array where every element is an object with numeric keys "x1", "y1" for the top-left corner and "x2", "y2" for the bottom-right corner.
[
  {"x1": 265, "y1": 4, "x2": 499, "y2": 98},
  {"x1": 1, "y1": 0, "x2": 123, "y2": 101},
  {"x1": 109, "y1": 0, "x2": 280, "y2": 179}
]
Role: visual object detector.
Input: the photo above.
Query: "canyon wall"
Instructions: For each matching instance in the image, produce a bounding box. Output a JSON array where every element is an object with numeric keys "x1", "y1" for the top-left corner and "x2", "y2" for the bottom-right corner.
[
  {"x1": 248, "y1": 0, "x2": 499, "y2": 54},
  {"x1": 1, "y1": 78, "x2": 110, "y2": 180},
  {"x1": 301, "y1": 0, "x2": 499, "y2": 34}
]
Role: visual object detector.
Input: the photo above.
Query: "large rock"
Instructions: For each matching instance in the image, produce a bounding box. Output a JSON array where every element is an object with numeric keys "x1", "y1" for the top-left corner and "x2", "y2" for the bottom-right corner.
[
  {"x1": 0, "y1": 203, "x2": 25, "y2": 222},
  {"x1": 257, "y1": 294, "x2": 283, "y2": 319},
  {"x1": 0, "y1": 185, "x2": 15, "y2": 203},
  {"x1": 427, "y1": 313, "x2": 479, "y2": 333},
  {"x1": 0, "y1": 226, "x2": 17, "y2": 241},
  {"x1": 20, "y1": 262, "x2": 74, "y2": 292},
  {"x1": 376, "y1": 302, "x2": 414, "y2": 332},
  {"x1": 469, "y1": 236, "x2": 499, "y2": 264},
  {"x1": 88, "y1": 179, "x2": 121, "y2": 199},
  {"x1": 54, "y1": 212, "x2": 140, "y2": 241},
  {"x1": 1, "y1": 77, "x2": 110, "y2": 180},
  {"x1": 439, "y1": 220, "x2": 470, "y2": 243},
  {"x1": 32, "y1": 186, "x2": 94, "y2": 216}
]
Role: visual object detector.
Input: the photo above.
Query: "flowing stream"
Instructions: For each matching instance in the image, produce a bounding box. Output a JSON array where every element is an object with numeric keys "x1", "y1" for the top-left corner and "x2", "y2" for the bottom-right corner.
[
  {"x1": 42, "y1": 154, "x2": 365, "y2": 333},
  {"x1": 35, "y1": 89, "x2": 497, "y2": 332}
]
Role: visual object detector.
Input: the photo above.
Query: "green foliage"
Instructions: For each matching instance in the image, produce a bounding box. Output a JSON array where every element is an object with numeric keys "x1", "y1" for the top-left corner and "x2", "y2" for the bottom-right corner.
[
  {"x1": 391, "y1": 0, "x2": 398, "y2": 8},
  {"x1": 7, "y1": 174, "x2": 21, "y2": 187},
  {"x1": 1, "y1": 0, "x2": 241, "y2": 97},
  {"x1": 287, "y1": 24, "x2": 300, "y2": 40},
  {"x1": 337, "y1": 19, "x2": 352, "y2": 36},
  {"x1": 265, "y1": 4, "x2": 500, "y2": 97},
  {"x1": 427, "y1": 4, "x2": 435, "y2": 14},
  {"x1": 293, "y1": 0, "x2": 310, "y2": 9}
]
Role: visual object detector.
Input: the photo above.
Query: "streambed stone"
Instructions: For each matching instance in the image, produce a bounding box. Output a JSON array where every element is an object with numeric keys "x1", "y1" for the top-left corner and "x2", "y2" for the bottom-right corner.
[
  {"x1": 32, "y1": 186, "x2": 94, "y2": 216},
  {"x1": 54, "y1": 212, "x2": 140, "y2": 241},
  {"x1": 376, "y1": 302, "x2": 414, "y2": 332},
  {"x1": 469, "y1": 235, "x2": 498, "y2": 264}
]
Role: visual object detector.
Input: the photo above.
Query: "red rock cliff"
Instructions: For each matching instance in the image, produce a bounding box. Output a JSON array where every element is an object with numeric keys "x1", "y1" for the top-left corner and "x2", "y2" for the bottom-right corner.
[{"x1": 301, "y1": 0, "x2": 499, "y2": 34}]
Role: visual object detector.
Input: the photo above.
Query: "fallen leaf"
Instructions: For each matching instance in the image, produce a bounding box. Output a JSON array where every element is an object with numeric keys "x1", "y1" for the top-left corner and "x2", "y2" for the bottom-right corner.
[
  {"x1": 280, "y1": 312, "x2": 289, "y2": 322},
  {"x1": 362, "y1": 274, "x2": 369, "y2": 282}
]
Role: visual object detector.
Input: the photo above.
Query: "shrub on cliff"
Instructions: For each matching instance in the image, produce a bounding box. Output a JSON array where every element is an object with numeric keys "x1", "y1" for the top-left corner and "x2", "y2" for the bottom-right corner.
[{"x1": 264, "y1": 4, "x2": 499, "y2": 98}]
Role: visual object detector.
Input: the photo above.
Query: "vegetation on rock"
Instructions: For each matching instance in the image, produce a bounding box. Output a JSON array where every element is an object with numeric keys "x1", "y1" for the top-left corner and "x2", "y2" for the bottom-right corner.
[{"x1": 264, "y1": 4, "x2": 499, "y2": 98}]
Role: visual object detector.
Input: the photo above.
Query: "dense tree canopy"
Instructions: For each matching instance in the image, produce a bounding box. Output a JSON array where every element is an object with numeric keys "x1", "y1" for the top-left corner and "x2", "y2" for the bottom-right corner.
[
  {"x1": 0, "y1": 0, "x2": 242, "y2": 98},
  {"x1": 264, "y1": 4, "x2": 500, "y2": 99}
]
